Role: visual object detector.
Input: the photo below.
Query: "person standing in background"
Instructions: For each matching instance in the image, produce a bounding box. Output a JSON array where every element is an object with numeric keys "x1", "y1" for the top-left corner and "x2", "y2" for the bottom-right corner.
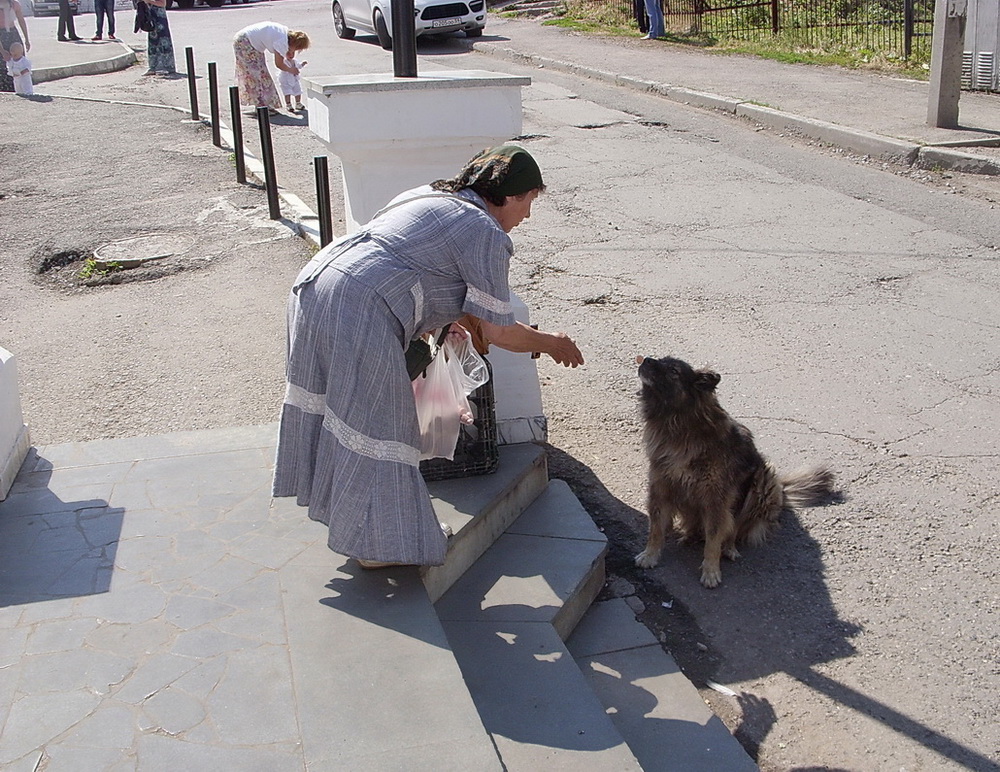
[
  {"x1": 641, "y1": 0, "x2": 664, "y2": 39},
  {"x1": 5, "y1": 38, "x2": 30, "y2": 94},
  {"x1": 0, "y1": 0, "x2": 30, "y2": 92},
  {"x1": 143, "y1": 0, "x2": 174, "y2": 76},
  {"x1": 92, "y1": 0, "x2": 116, "y2": 41},
  {"x1": 232, "y1": 21, "x2": 309, "y2": 114},
  {"x1": 57, "y1": 0, "x2": 81, "y2": 41}
]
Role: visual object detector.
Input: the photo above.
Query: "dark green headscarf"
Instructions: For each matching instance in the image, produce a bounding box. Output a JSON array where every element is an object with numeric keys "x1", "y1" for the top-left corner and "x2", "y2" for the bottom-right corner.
[{"x1": 431, "y1": 144, "x2": 545, "y2": 204}]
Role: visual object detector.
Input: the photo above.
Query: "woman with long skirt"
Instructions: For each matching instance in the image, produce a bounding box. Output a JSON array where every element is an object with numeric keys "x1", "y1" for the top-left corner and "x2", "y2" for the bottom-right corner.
[
  {"x1": 233, "y1": 22, "x2": 309, "y2": 114},
  {"x1": 143, "y1": 0, "x2": 174, "y2": 76}
]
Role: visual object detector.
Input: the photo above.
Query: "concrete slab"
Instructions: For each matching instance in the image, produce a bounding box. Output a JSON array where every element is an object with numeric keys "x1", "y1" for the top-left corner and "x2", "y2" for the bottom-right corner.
[
  {"x1": 569, "y1": 600, "x2": 758, "y2": 772},
  {"x1": 0, "y1": 424, "x2": 498, "y2": 770},
  {"x1": 423, "y1": 442, "x2": 548, "y2": 603},
  {"x1": 440, "y1": 619, "x2": 641, "y2": 771},
  {"x1": 281, "y1": 561, "x2": 500, "y2": 771},
  {"x1": 434, "y1": 480, "x2": 607, "y2": 640}
]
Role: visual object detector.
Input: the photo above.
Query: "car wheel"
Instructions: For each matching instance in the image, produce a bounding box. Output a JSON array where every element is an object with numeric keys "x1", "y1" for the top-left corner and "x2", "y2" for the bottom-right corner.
[
  {"x1": 205, "y1": 0, "x2": 224, "y2": 6},
  {"x1": 465, "y1": 27, "x2": 483, "y2": 37},
  {"x1": 332, "y1": 1, "x2": 356, "y2": 39},
  {"x1": 374, "y1": 9, "x2": 392, "y2": 50},
  {"x1": 175, "y1": 0, "x2": 194, "y2": 8}
]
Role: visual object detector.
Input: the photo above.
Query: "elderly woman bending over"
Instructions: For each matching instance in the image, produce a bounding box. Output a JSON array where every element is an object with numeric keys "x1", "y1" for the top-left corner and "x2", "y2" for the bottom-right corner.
[
  {"x1": 273, "y1": 145, "x2": 584, "y2": 569},
  {"x1": 233, "y1": 21, "x2": 309, "y2": 114}
]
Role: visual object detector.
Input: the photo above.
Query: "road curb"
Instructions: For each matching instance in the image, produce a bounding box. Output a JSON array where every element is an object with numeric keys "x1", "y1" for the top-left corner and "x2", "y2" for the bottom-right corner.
[
  {"x1": 734, "y1": 103, "x2": 921, "y2": 164},
  {"x1": 916, "y1": 146, "x2": 1000, "y2": 175},
  {"x1": 474, "y1": 40, "x2": 998, "y2": 175},
  {"x1": 33, "y1": 41, "x2": 136, "y2": 84}
]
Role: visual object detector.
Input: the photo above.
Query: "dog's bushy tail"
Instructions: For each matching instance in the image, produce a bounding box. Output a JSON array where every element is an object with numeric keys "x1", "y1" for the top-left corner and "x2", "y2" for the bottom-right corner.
[{"x1": 781, "y1": 466, "x2": 835, "y2": 508}]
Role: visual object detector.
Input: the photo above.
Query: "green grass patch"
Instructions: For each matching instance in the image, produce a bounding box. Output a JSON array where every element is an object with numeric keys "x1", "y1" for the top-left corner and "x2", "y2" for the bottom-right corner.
[{"x1": 554, "y1": 0, "x2": 931, "y2": 79}]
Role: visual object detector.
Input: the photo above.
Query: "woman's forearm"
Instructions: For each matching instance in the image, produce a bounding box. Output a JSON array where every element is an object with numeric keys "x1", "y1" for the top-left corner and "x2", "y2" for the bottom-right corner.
[{"x1": 479, "y1": 319, "x2": 584, "y2": 367}]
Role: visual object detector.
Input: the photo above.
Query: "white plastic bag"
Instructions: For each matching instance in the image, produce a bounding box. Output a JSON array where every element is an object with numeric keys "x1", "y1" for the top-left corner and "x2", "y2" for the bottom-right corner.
[{"x1": 412, "y1": 328, "x2": 490, "y2": 461}]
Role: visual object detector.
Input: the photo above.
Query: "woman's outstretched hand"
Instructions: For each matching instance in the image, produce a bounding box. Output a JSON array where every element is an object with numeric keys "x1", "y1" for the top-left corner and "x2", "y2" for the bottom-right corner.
[
  {"x1": 543, "y1": 331, "x2": 584, "y2": 368},
  {"x1": 478, "y1": 319, "x2": 585, "y2": 368}
]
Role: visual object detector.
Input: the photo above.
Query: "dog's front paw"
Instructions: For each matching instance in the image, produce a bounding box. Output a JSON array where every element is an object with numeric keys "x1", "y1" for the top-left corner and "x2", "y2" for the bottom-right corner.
[
  {"x1": 700, "y1": 563, "x2": 723, "y2": 588},
  {"x1": 635, "y1": 548, "x2": 660, "y2": 569}
]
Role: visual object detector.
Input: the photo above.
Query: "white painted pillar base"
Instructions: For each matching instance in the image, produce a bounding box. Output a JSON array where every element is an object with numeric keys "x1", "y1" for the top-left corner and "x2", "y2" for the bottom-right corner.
[
  {"x1": 1, "y1": 347, "x2": 30, "y2": 500},
  {"x1": 304, "y1": 69, "x2": 547, "y2": 444}
]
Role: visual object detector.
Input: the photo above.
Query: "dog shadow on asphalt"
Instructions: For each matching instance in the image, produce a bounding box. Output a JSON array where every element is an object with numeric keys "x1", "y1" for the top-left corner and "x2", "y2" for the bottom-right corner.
[
  {"x1": 544, "y1": 445, "x2": 860, "y2": 748},
  {"x1": 547, "y1": 445, "x2": 996, "y2": 770}
]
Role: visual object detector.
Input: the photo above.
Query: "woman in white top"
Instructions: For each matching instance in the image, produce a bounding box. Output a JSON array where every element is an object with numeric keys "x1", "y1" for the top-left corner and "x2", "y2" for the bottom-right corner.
[{"x1": 233, "y1": 21, "x2": 309, "y2": 114}]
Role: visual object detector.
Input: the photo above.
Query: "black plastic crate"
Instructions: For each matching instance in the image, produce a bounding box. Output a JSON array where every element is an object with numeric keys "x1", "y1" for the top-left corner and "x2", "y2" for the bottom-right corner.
[{"x1": 420, "y1": 357, "x2": 499, "y2": 481}]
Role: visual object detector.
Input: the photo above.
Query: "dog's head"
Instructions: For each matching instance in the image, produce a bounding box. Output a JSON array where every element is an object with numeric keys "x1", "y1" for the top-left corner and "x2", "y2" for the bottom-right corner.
[{"x1": 636, "y1": 356, "x2": 721, "y2": 416}]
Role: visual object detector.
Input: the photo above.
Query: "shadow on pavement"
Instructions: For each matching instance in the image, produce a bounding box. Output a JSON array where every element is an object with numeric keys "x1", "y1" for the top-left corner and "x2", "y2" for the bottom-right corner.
[
  {"x1": 544, "y1": 444, "x2": 993, "y2": 770},
  {"x1": 0, "y1": 455, "x2": 123, "y2": 608}
]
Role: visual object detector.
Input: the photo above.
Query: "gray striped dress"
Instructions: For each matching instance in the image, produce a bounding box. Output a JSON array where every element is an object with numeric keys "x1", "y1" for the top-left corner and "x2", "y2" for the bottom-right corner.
[{"x1": 272, "y1": 187, "x2": 516, "y2": 565}]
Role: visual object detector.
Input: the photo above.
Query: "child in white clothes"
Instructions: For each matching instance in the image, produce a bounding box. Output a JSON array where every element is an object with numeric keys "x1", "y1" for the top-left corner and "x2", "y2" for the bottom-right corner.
[
  {"x1": 6, "y1": 41, "x2": 32, "y2": 95},
  {"x1": 277, "y1": 54, "x2": 305, "y2": 112}
]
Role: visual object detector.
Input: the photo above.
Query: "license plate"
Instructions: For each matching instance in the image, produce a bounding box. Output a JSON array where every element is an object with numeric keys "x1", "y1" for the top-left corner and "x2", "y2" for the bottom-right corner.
[{"x1": 431, "y1": 17, "x2": 462, "y2": 27}]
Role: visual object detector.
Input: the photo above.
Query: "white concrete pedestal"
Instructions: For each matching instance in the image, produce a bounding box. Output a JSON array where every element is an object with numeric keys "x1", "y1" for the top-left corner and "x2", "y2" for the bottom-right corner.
[
  {"x1": 304, "y1": 69, "x2": 546, "y2": 444},
  {"x1": 1, "y1": 348, "x2": 30, "y2": 500}
]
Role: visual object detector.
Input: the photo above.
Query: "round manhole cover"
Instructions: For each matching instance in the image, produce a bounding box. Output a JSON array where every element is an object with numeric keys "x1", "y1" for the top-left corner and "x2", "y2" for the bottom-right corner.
[{"x1": 93, "y1": 233, "x2": 194, "y2": 269}]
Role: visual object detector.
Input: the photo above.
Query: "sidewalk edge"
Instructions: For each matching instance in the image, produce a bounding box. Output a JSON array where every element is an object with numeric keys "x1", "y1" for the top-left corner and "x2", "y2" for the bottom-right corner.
[{"x1": 474, "y1": 40, "x2": 998, "y2": 175}]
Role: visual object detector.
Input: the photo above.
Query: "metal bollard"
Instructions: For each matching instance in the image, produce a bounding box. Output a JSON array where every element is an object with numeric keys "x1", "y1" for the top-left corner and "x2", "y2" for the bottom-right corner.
[
  {"x1": 391, "y1": 0, "x2": 417, "y2": 77},
  {"x1": 208, "y1": 61, "x2": 220, "y2": 147},
  {"x1": 229, "y1": 86, "x2": 246, "y2": 184},
  {"x1": 185, "y1": 47, "x2": 198, "y2": 121},
  {"x1": 256, "y1": 107, "x2": 281, "y2": 220},
  {"x1": 314, "y1": 156, "x2": 333, "y2": 247}
]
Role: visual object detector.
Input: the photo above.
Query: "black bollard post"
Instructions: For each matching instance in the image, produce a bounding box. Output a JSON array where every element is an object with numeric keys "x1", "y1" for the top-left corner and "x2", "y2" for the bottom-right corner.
[
  {"x1": 208, "y1": 61, "x2": 221, "y2": 147},
  {"x1": 256, "y1": 106, "x2": 281, "y2": 220},
  {"x1": 229, "y1": 86, "x2": 246, "y2": 184},
  {"x1": 314, "y1": 156, "x2": 333, "y2": 247},
  {"x1": 391, "y1": 0, "x2": 417, "y2": 77},
  {"x1": 185, "y1": 47, "x2": 199, "y2": 120}
]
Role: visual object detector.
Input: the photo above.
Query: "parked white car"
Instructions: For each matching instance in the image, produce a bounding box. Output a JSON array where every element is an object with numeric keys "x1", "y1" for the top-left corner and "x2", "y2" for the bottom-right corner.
[{"x1": 331, "y1": 0, "x2": 485, "y2": 50}]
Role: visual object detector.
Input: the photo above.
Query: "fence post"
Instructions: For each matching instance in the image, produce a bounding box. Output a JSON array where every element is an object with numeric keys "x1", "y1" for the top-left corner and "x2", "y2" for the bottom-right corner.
[
  {"x1": 256, "y1": 107, "x2": 281, "y2": 220},
  {"x1": 208, "y1": 61, "x2": 221, "y2": 147},
  {"x1": 185, "y1": 47, "x2": 198, "y2": 121},
  {"x1": 903, "y1": 0, "x2": 914, "y2": 59},
  {"x1": 770, "y1": 0, "x2": 779, "y2": 35},
  {"x1": 229, "y1": 86, "x2": 246, "y2": 185},
  {"x1": 314, "y1": 156, "x2": 333, "y2": 247}
]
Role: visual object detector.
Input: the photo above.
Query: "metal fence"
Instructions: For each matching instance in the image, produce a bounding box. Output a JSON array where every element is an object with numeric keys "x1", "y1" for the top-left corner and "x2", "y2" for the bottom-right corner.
[{"x1": 606, "y1": 0, "x2": 935, "y2": 59}]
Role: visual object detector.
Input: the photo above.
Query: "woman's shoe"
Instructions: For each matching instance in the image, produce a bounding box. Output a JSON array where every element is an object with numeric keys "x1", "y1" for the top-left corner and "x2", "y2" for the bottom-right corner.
[{"x1": 58, "y1": 36, "x2": 68, "y2": 41}]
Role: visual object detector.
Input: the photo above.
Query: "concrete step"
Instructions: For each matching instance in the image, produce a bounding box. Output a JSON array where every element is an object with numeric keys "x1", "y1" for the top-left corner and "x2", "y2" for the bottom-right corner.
[
  {"x1": 568, "y1": 600, "x2": 760, "y2": 772},
  {"x1": 501, "y1": 0, "x2": 565, "y2": 18},
  {"x1": 423, "y1": 442, "x2": 548, "y2": 603},
  {"x1": 436, "y1": 480, "x2": 642, "y2": 770},
  {"x1": 285, "y1": 442, "x2": 551, "y2": 769}
]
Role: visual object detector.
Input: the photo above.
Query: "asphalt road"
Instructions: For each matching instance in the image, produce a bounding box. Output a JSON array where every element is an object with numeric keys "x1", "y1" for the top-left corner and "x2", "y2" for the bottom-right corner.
[{"x1": 7, "y1": 5, "x2": 1000, "y2": 770}]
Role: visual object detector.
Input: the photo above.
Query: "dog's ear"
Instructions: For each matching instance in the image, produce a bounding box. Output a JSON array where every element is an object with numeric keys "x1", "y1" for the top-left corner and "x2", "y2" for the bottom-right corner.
[{"x1": 694, "y1": 370, "x2": 721, "y2": 392}]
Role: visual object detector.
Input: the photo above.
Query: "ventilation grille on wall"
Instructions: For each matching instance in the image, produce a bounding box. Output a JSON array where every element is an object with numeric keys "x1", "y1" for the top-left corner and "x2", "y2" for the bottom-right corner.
[{"x1": 962, "y1": 50, "x2": 998, "y2": 90}]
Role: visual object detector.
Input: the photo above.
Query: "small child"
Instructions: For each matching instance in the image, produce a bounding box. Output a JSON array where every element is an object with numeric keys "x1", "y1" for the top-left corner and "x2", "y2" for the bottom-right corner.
[
  {"x1": 277, "y1": 54, "x2": 306, "y2": 112},
  {"x1": 6, "y1": 41, "x2": 32, "y2": 96}
]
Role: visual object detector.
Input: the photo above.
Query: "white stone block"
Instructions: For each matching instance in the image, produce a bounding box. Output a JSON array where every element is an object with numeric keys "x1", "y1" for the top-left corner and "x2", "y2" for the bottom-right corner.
[
  {"x1": 304, "y1": 70, "x2": 530, "y2": 231},
  {"x1": 0, "y1": 347, "x2": 30, "y2": 500}
]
